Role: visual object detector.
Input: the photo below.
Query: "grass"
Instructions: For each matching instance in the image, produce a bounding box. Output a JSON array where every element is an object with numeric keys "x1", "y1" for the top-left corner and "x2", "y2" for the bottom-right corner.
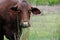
[
  {"x1": 28, "y1": 0, "x2": 60, "y2": 5},
  {"x1": 4, "y1": 12, "x2": 60, "y2": 40},
  {"x1": 28, "y1": 13, "x2": 60, "y2": 40}
]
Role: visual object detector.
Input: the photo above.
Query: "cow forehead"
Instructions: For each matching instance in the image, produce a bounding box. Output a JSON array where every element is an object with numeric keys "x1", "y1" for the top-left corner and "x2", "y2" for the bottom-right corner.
[
  {"x1": 16, "y1": 0, "x2": 31, "y2": 10},
  {"x1": 18, "y1": 3, "x2": 30, "y2": 10},
  {"x1": 18, "y1": 0, "x2": 22, "y2": 3},
  {"x1": 18, "y1": 0, "x2": 27, "y2": 2},
  {"x1": 21, "y1": 1, "x2": 28, "y2": 7}
]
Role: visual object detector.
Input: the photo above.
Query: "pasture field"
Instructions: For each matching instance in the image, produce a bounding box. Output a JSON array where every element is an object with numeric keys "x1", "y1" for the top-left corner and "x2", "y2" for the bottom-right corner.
[
  {"x1": 28, "y1": 0, "x2": 60, "y2": 5},
  {"x1": 4, "y1": 6, "x2": 60, "y2": 40}
]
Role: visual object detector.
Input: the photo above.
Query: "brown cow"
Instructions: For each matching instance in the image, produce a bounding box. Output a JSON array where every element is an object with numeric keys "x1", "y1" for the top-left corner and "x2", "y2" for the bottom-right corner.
[{"x1": 0, "y1": 0, "x2": 41, "y2": 40}]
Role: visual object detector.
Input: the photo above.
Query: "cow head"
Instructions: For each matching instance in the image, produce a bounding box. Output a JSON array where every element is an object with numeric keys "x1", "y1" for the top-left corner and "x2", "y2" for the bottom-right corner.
[{"x1": 11, "y1": 1, "x2": 41, "y2": 28}]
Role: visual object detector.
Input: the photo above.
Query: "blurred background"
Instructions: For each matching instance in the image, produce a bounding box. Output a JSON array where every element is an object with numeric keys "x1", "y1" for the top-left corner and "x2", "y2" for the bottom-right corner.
[{"x1": 4, "y1": 0, "x2": 60, "y2": 40}]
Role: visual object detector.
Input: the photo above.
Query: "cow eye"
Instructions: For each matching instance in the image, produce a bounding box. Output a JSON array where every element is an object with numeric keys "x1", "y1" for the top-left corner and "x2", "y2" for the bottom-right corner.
[
  {"x1": 28, "y1": 10, "x2": 31, "y2": 13},
  {"x1": 17, "y1": 9, "x2": 21, "y2": 13},
  {"x1": 18, "y1": 10, "x2": 21, "y2": 13}
]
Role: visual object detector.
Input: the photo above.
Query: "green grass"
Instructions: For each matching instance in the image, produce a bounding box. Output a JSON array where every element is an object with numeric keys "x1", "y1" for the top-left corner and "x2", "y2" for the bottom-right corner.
[
  {"x1": 28, "y1": 13, "x2": 60, "y2": 40},
  {"x1": 28, "y1": 0, "x2": 60, "y2": 5}
]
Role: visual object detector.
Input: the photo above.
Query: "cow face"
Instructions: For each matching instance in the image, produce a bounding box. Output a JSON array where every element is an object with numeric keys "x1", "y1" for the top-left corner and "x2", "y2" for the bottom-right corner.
[{"x1": 11, "y1": 2, "x2": 41, "y2": 28}]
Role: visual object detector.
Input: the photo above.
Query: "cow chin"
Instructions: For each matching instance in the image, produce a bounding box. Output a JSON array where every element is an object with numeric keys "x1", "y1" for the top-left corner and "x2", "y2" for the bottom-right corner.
[{"x1": 20, "y1": 22, "x2": 30, "y2": 28}]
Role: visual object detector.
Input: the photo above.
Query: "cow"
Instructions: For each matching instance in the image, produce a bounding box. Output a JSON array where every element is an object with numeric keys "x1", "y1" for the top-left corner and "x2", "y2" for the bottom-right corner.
[{"x1": 0, "y1": 0, "x2": 41, "y2": 40}]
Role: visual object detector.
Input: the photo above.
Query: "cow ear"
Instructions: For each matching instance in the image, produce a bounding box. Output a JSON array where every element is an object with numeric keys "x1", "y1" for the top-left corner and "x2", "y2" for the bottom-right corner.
[{"x1": 31, "y1": 7, "x2": 41, "y2": 15}]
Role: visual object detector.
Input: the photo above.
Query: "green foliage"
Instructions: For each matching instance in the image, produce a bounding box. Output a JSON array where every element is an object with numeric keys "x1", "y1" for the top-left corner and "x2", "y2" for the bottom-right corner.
[{"x1": 28, "y1": 0, "x2": 60, "y2": 5}]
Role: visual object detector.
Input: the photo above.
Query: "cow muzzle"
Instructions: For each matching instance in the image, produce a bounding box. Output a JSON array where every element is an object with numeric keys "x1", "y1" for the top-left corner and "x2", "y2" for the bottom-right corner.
[{"x1": 20, "y1": 21, "x2": 30, "y2": 28}]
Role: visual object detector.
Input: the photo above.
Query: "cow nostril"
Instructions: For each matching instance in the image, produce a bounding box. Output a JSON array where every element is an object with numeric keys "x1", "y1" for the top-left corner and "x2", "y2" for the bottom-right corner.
[
  {"x1": 20, "y1": 22, "x2": 30, "y2": 28},
  {"x1": 23, "y1": 22, "x2": 29, "y2": 26},
  {"x1": 23, "y1": 22, "x2": 28, "y2": 25}
]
